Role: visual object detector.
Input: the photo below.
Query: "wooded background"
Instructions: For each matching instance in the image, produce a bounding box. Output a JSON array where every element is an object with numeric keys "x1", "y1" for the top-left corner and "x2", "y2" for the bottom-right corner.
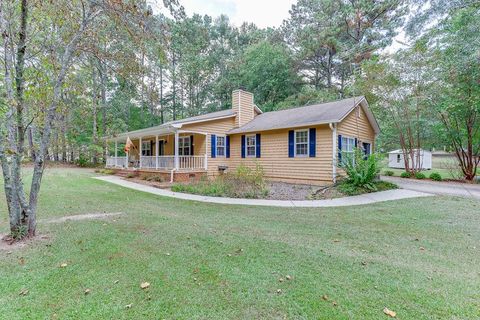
[{"x1": 1, "y1": 0, "x2": 478, "y2": 166}]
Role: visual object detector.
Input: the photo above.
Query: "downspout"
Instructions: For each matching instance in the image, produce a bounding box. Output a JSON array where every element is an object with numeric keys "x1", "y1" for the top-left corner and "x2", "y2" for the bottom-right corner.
[
  {"x1": 329, "y1": 122, "x2": 337, "y2": 183},
  {"x1": 170, "y1": 168, "x2": 176, "y2": 183}
]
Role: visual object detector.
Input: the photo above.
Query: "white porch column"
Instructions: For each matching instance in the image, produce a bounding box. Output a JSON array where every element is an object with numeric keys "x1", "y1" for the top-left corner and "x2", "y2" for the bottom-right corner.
[
  {"x1": 205, "y1": 134, "x2": 208, "y2": 170},
  {"x1": 174, "y1": 131, "x2": 179, "y2": 170},
  {"x1": 155, "y1": 135, "x2": 159, "y2": 170},
  {"x1": 114, "y1": 141, "x2": 118, "y2": 167},
  {"x1": 139, "y1": 137, "x2": 142, "y2": 168}
]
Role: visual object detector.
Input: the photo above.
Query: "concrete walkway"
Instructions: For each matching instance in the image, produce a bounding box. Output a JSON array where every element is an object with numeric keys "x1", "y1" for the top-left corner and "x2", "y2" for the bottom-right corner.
[
  {"x1": 381, "y1": 176, "x2": 480, "y2": 200},
  {"x1": 94, "y1": 176, "x2": 432, "y2": 208}
]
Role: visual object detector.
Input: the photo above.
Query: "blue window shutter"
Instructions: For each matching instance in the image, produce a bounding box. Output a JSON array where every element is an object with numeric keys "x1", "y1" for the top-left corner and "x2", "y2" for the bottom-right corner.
[
  {"x1": 226, "y1": 136, "x2": 230, "y2": 158},
  {"x1": 256, "y1": 134, "x2": 261, "y2": 158},
  {"x1": 211, "y1": 134, "x2": 216, "y2": 158},
  {"x1": 338, "y1": 135, "x2": 342, "y2": 163},
  {"x1": 288, "y1": 130, "x2": 294, "y2": 157},
  {"x1": 309, "y1": 128, "x2": 316, "y2": 157},
  {"x1": 190, "y1": 135, "x2": 194, "y2": 155},
  {"x1": 241, "y1": 135, "x2": 246, "y2": 158}
]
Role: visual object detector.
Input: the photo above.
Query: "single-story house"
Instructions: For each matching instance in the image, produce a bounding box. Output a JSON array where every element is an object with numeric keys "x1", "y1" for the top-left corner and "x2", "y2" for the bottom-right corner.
[
  {"x1": 105, "y1": 89, "x2": 379, "y2": 185},
  {"x1": 388, "y1": 149, "x2": 432, "y2": 170}
]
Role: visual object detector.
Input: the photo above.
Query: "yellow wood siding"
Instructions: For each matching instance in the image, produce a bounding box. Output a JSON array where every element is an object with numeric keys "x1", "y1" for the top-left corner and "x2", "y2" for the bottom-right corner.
[
  {"x1": 337, "y1": 106, "x2": 375, "y2": 150},
  {"x1": 227, "y1": 125, "x2": 333, "y2": 185}
]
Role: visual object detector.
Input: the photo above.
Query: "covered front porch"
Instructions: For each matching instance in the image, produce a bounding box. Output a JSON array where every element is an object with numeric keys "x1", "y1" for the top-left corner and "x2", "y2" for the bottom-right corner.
[{"x1": 105, "y1": 126, "x2": 208, "y2": 172}]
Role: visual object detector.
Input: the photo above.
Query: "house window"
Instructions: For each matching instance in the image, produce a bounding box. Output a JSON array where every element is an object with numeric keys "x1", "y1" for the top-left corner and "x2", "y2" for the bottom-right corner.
[
  {"x1": 397, "y1": 154, "x2": 401, "y2": 163},
  {"x1": 142, "y1": 141, "x2": 152, "y2": 156},
  {"x1": 362, "y1": 142, "x2": 371, "y2": 158},
  {"x1": 295, "y1": 130, "x2": 309, "y2": 156},
  {"x1": 341, "y1": 136, "x2": 355, "y2": 164},
  {"x1": 178, "y1": 136, "x2": 191, "y2": 156},
  {"x1": 216, "y1": 136, "x2": 226, "y2": 157},
  {"x1": 246, "y1": 135, "x2": 256, "y2": 157}
]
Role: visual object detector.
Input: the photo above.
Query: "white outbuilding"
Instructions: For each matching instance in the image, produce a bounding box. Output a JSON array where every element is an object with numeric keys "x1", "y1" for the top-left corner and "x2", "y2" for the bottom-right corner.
[{"x1": 388, "y1": 149, "x2": 432, "y2": 170}]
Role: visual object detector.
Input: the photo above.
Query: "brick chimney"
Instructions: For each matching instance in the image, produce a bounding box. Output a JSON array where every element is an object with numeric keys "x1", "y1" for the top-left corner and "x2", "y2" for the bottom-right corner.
[{"x1": 232, "y1": 89, "x2": 255, "y2": 128}]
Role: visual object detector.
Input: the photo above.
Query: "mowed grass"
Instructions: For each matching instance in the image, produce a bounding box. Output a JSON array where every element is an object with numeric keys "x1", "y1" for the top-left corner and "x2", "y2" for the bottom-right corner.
[{"x1": 0, "y1": 168, "x2": 479, "y2": 319}]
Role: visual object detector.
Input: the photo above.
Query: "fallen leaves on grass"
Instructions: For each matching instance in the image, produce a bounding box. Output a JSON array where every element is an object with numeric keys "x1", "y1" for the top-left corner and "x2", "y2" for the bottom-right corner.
[
  {"x1": 285, "y1": 275, "x2": 292, "y2": 281},
  {"x1": 322, "y1": 295, "x2": 329, "y2": 301},
  {"x1": 125, "y1": 304, "x2": 132, "y2": 309},
  {"x1": 84, "y1": 289, "x2": 91, "y2": 295},
  {"x1": 60, "y1": 262, "x2": 68, "y2": 268},
  {"x1": 140, "y1": 282, "x2": 150, "y2": 289},
  {"x1": 383, "y1": 307, "x2": 396, "y2": 317},
  {"x1": 19, "y1": 289, "x2": 29, "y2": 296}
]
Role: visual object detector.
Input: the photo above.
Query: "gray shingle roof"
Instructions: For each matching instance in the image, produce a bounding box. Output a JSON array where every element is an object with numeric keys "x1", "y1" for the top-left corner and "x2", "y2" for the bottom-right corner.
[
  {"x1": 169, "y1": 109, "x2": 235, "y2": 125},
  {"x1": 228, "y1": 96, "x2": 371, "y2": 134},
  {"x1": 107, "y1": 109, "x2": 236, "y2": 141}
]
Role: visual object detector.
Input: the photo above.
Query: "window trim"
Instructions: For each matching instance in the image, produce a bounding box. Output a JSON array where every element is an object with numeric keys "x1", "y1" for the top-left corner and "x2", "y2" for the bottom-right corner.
[
  {"x1": 294, "y1": 129, "x2": 309, "y2": 157},
  {"x1": 340, "y1": 136, "x2": 356, "y2": 164},
  {"x1": 216, "y1": 135, "x2": 226, "y2": 158},
  {"x1": 178, "y1": 136, "x2": 191, "y2": 156},
  {"x1": 142, "y1": 140, "x2": 152, "y2": 156},
  {"x1": 246, "y1": 134, "x2": 256, "y2": 158}
]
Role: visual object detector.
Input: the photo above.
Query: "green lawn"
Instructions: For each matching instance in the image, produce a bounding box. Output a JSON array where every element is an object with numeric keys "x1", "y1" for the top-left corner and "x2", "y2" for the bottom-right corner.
[{"x1": 1, "y1": 168, "x2": 479, "y2": 319}]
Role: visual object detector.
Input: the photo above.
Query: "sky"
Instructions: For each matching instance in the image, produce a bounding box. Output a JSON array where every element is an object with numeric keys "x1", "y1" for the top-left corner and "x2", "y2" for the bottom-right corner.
[{"x1": 151, "y1": 0, "x2": 296, "y2": 28}]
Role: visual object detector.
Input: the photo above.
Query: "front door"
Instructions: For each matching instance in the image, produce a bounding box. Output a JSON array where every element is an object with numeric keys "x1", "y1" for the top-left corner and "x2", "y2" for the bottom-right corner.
[{"x1": 158, "y1": 140, "x2": 165, "y2": 156}]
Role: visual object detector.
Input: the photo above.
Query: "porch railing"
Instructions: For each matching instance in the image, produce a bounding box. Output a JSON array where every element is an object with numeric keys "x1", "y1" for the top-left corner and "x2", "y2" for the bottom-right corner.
[
  {"x1": 106, "y1": 156, "x2": 126, "y2": 168},
  {"x1": 178, "y1": 155, "x2": 205, "y2": 170},
  {"x1": 140, "y1": 156, "x2": 174, "y2": 169},
  {"x1": 106, "y1": 155, "x2": 206, "y2": 171}
]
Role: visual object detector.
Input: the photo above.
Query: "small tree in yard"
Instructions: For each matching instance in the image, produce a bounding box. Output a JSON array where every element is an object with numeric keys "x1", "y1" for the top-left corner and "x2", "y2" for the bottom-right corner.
[
  {"x1": 432, "y1": 8, "x2": 480, "y2": 182},
  {"x1": 0, "y1": 0, "x2": 181, "y2": 239}
]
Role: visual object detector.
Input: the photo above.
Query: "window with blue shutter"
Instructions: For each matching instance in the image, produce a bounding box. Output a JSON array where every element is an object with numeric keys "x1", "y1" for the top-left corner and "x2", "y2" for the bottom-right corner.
[
  {"x1": 288, "y1": 130, "x2": 294, "y2": 157},
  {"x1": 338, "y1": 134, "x2": 342, "y2": 164},
  {"x1": 226, "y1": 136, "x2": 230, "y2": 158},
  {"x1": 241, "y1": 135, "x2": 246, "y2": 158},
  {"x1": 255, "y1": 133, "x2": 261, "y2": 158},
  {"x1": 211, "y1": 134, "x2": 216, "y2": 158},
  {"x1": 309, "y1": 128, "x2": 316, "y2": 157}
]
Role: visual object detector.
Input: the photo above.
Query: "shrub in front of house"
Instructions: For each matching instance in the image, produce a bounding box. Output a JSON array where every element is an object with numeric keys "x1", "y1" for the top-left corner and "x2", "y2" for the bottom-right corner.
[
  {"x1": 337, "y1": 149, "x2": 397, "y2": 195},
  {"x1": 341, "y1": 149, "x2": 380, "y2": 191},
  {"x1": 338, "y1": 180, "x2": 397, "y2": 196},
  {"x1": 171, "y1": 163, "x2": 268, "y2": 198},
  {"x1": 146, "y1": 175, "x2": 165, "y2": 183},
  {"x1": 384, "y1": 170, "x2": 394, "y2": 176},
  {"x1": 125, "y1": 172, "x2": 136, "y2": 179},
  {"x1": 429, "y1": 172, "x2": 442, "y2": 181},
  {"x1": 415, "y1": 172, "x2": 426, "y2": 179},
  {"x1": 400, "y1": 171, "x2": 412, "y2": 178}
]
